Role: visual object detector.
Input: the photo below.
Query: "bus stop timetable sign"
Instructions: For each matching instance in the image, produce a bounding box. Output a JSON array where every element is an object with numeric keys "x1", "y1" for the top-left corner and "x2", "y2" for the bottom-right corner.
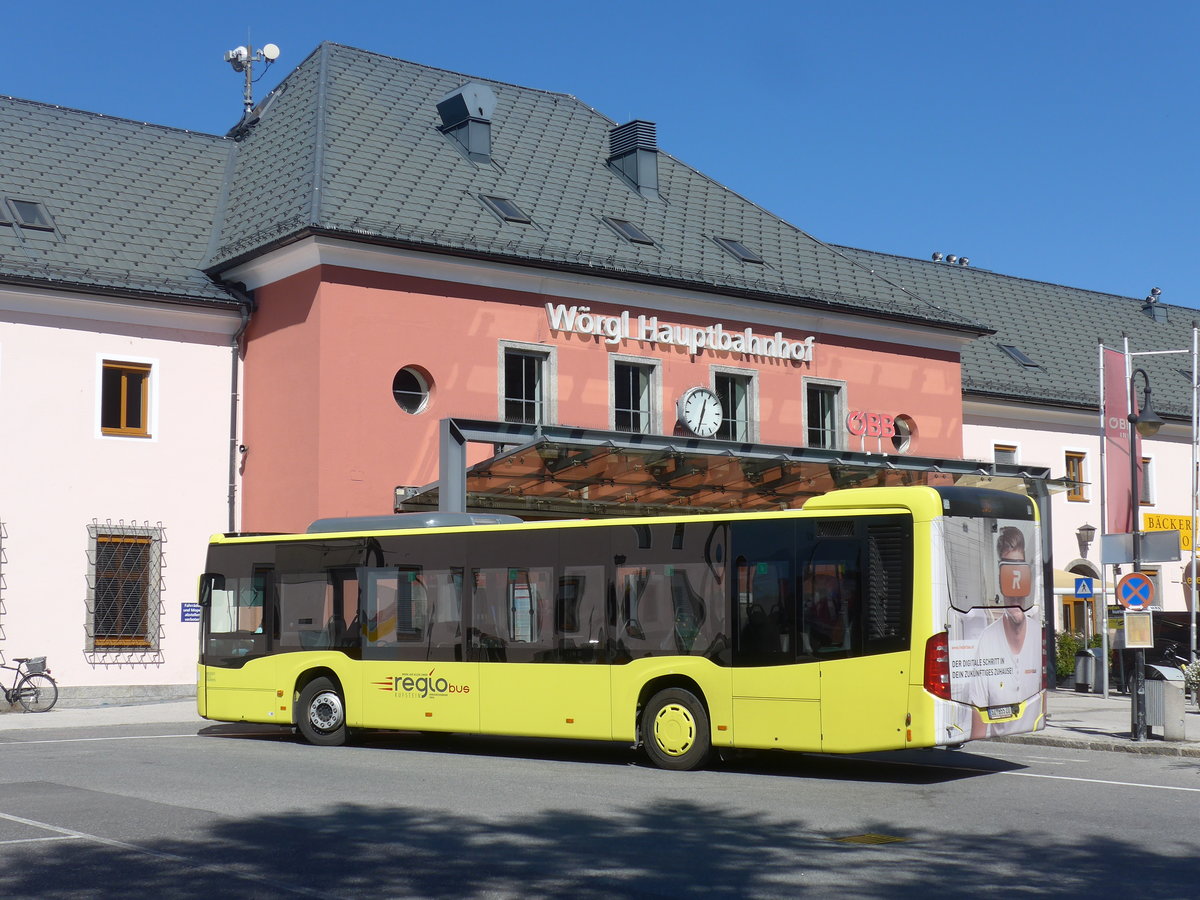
[{"x1": 1116, "y1": 572, "x2": 1154, "y2": 610}]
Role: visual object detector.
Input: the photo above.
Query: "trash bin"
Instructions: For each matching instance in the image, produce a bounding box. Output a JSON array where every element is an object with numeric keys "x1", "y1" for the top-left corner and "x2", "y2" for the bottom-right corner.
[
  {"x1": 1090, "y1": 646, "x2": 1105, "y2": 694},
  {"x1": 1074, "y1": 649, "x2": 1094, "y2": 693},
  {"x1": 1144, "y1": 664, "x2": 1186, "y2": 740}
]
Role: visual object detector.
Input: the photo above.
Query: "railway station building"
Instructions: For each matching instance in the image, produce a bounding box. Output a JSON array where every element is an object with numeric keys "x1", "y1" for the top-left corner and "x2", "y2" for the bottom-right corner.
[{"x1": 1, "y1": 42, "x2": 1193, "y2": 700}]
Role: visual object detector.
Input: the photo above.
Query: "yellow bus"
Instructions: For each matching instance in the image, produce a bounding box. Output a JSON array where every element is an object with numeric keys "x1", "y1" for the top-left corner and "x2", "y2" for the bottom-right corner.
[{"x1": 197, "y1": 485, "x2": 1046, "y2": 769}]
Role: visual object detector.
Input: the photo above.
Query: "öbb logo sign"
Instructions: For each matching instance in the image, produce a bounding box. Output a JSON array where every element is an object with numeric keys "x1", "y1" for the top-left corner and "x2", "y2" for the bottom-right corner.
[{"x1": 846, "y1": 411, "x2": 895, "y2": 438}]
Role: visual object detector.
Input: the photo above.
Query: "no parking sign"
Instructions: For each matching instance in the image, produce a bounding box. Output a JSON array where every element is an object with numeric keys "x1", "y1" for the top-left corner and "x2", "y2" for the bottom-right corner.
[{"x1": 1116, "y1": 572, "x2": 1155, "y2": 609}]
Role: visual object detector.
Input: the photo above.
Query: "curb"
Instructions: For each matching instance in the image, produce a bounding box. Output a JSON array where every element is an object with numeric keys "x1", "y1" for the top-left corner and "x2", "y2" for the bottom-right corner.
[{"x1": 992, "y1": 732, "x2": 1200, "y2": 758}]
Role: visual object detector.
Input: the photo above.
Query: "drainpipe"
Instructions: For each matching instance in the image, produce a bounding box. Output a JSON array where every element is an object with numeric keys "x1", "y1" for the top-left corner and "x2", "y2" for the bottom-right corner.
[{"x1": 223, "y1": 286, "x2": 255, "y2": 532}]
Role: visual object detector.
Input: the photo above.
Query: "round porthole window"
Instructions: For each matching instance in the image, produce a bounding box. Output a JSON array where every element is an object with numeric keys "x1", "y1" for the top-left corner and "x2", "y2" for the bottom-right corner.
[
  {"x1": 392, "y1": 367, "x2": 431, "y2": 414},
  {"x1": 891, "y1": 414, "x2": 916, "y2": 453}
]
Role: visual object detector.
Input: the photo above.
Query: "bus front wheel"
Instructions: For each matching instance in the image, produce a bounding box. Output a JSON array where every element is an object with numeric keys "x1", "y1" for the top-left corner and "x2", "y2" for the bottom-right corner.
[
  {"x1": 642, "y1": 687, "x2": 712, "y2": 771},
  {"x1": 297, "y1": 677, "x2": 347, "y2": 747}
]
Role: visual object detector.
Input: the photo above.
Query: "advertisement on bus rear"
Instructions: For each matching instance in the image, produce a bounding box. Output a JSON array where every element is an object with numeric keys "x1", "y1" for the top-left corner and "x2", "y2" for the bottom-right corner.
[{"x1": 940, "y1": 517, "x2": 1043, "y2": 737}]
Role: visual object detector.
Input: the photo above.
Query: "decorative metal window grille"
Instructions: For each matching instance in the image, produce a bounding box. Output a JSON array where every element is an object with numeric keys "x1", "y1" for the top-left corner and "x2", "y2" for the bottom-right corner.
[{"x1": 86, "y1": 522, "x2": 164, "y2": 653}]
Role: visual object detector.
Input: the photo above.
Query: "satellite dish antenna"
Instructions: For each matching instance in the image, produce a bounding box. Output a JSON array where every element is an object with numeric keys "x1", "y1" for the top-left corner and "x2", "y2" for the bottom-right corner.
[{"x1": 222, "y1": 41, "x2": 282, "y2": 114}]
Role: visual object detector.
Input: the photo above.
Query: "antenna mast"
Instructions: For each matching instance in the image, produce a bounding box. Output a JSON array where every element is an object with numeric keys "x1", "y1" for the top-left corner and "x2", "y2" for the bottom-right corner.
[{"x1": 224, "y1": 42, "x2": 281, "y2": 113}]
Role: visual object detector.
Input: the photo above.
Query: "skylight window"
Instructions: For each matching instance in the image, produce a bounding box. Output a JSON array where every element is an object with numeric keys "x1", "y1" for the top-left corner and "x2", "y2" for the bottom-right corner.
[
  {"x1": 998, "y1": 344, "x2": 1040, "y2": 369},
  {"x1": 713, "y1": 236, "x2": 763, "y2": 264},
  {"x1": 480, "y1": 195, "x2": 531, "y2": 224},
  {"x1": 8, "y1": 199, "x2": 54, "y2": 230},
  {"x1": 603, "y1": 216, "x2": 654, "y2": 246}
]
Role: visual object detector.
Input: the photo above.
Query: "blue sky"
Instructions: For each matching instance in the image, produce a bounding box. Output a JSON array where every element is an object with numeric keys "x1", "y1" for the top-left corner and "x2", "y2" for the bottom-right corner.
[{"x1": 6, "y1": 1, "x2": 1196, "y2": 306}]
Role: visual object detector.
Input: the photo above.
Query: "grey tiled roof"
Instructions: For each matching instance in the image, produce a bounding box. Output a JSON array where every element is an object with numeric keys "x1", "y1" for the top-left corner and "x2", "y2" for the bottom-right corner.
[
  {"x1": 208, "y1": 43, "x2": 981, "y2": 333},
  {"x1": 837, "y1": 247, "x2": 1198, "y2": 419},
  {"x1": 0, "y1": 96, "x2": 238, "y2": 305}
]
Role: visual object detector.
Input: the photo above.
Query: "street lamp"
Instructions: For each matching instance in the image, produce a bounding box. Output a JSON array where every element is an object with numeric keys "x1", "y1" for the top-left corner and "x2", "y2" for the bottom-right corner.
[
  {"x1": 1128, "y1": 367, "x2": 1163, "y2": 741},
  {"x1": 1076, "y1": 522, "x2": 1097, "y2": 557}
]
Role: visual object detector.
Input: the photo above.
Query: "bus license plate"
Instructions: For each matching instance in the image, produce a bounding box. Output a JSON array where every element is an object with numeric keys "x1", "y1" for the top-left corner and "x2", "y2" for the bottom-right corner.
[{"x1": 988, "y1": 704, "x2": 1017, "y2": 720}]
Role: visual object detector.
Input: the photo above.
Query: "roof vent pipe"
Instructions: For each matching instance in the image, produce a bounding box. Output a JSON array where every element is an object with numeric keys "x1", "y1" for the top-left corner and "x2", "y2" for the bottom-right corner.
[
  {"x1": 1142, "y1": 287, "x2": 1167, "y2": 323},
  {"x1": 437, "y1": 82, "x2": 497, "y2": 163},
  {"x1": 608, "y1": 120, "x2": 659, "y2": 199}
]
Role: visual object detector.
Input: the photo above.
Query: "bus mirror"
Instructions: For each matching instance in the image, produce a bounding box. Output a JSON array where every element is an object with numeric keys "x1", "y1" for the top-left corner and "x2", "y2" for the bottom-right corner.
[{"x1": 197, "y1": 574, "x2": 223, "y2": 608}]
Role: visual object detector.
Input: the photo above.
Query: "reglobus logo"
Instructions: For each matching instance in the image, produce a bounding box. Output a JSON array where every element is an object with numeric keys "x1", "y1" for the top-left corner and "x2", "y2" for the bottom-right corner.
[{"x1": 374, "y1": 670, "x2": 470, "y2": 698}]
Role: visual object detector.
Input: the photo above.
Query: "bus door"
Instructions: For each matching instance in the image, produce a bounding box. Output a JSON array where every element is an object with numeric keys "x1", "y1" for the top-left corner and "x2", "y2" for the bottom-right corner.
[
  {"x1": 809, "y1": 517, "x2": 912, "y2": 753},
  {"x1": 730, "y1": 521, "x2": 822, "y2": 752},
  {"x1": 199, "y1": 565, "x2": 276, "y2": 722}
]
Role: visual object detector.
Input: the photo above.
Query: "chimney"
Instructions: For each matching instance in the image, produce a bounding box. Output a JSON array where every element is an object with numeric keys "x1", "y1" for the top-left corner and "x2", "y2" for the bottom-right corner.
[
  {"x1": 608, "y1": 120, "x2": 659, "y2": 198},
  {"x1": 437, "y1": 82, "x2": 497, "y2": 163},
  {"x1": 1142, "y1": 287, "x2": 1167, "y2": 323}
]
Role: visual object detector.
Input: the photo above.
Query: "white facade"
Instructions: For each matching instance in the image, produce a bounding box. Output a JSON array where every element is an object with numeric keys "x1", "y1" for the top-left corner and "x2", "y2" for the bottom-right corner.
[
  {"x1": 0, "y1": 283, "x2": 241, "y2": 700},
  {"x1": 965, "y1": 398, "x2": 1195, "y2": 635}
]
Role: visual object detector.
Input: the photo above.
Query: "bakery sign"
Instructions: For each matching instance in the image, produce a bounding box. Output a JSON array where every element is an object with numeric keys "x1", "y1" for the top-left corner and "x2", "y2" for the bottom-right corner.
[{"x1": 545, "y1": 303, "x2": 815, "y2": 362}]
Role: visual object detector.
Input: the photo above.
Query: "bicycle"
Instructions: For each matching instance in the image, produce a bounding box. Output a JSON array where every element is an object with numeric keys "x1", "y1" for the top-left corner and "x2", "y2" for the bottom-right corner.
[{"x1": 1, "y1": 656, "x2": 58, "y2": 713}]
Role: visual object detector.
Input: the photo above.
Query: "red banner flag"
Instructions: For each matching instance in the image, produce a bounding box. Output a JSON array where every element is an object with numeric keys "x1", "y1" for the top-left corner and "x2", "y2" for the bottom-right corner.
[{"x1": 1103, "y1": 347, "x2": 1140, "y2": 533}]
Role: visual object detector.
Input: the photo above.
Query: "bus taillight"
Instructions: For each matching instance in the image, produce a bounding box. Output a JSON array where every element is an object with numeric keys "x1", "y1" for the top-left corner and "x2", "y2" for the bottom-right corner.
[{"x1": 924, "y1": 632, "x2": 951, "y2": 699}]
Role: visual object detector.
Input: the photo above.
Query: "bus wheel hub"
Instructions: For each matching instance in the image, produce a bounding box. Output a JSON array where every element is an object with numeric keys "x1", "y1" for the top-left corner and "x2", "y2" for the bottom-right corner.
[
  {"x1": 309, "y1": 691, "x2": 344, "y2": 732},
  {"x1": 654, "y1": 703, "x2": 695, "y2": 756}
]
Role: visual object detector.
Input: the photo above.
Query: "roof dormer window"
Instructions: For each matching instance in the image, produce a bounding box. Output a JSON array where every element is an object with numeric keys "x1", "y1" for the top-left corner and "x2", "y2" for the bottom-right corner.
[
  {"x1": 998, "y1": 344, "x2": 1040, "y2": 370},
  {"x1": 603, "y1": 216, "x2": 654, "y2": 246},
  {"x1": 6, "y1": 198, "x2": 54, "y2": 231},
  {"x1": 480, "y1": 195, "x2": 531, "y2": 224},
  {"x1": 714, "y1": 236, "x2": 763, "y2": 264}
]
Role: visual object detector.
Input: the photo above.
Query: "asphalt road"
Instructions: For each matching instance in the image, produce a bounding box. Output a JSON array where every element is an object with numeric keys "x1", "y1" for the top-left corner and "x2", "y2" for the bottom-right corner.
[{"x1": 1, "y1": 717, "x2": 1197, "y2": 898}]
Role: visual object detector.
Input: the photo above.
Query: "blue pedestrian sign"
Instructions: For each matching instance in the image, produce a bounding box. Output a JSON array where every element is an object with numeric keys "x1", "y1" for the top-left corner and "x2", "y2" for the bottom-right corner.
[
  {"x1": 1116, "y1": 572, "x2": 1155, "y2": 610},
  {"x1": 1074, "y1": 577, "x2": 1094, "y2": 598}
]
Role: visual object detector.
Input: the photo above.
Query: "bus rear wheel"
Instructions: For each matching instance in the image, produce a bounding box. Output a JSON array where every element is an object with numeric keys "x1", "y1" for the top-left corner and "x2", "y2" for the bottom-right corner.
[
  {"x1": 297, "y1": 677, "x2": 347, "y2": 747},
  {"x1": 642, "y1": 687, "x2": 712, "y2": 771}
]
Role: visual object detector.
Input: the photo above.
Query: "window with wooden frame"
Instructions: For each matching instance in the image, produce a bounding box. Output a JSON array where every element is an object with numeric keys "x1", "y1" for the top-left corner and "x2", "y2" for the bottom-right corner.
[
  {"x1": 1065, "y1": 451, "x2": 1087, "y2": 502},
  {"x1": 101, "y1": 361, "x2": 151, "y2": 436},
  {"x1": 88, "y1": 524, "x2": 163, "y2": 651}
]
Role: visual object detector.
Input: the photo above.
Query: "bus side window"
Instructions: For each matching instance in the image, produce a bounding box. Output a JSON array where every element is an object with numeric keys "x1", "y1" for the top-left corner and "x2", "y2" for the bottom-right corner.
[
  {"x1": 802, "y1": 551, "x2": 862, "y2": 657},
  {"x1": 735, "y1": 557, "x2": 794, "y2": 660},
  {"x1": 364, "y1": 569, "x2": 400, "y2": 646},
  {"x1": 203, "y1": 572, "x2": 270, "y2": 662},
  {"x1": 278, "y1": 575, "x2": 334, "y2": 650},
  {"x1": 423, "y1": 567, "x2": 464, "y2": 661},
  {"x1": 472, "y1": 568, "x2": 508, "y2": 660},
  {"x1": 556, "y1": 566, "x2": 605, "y2": 662}
]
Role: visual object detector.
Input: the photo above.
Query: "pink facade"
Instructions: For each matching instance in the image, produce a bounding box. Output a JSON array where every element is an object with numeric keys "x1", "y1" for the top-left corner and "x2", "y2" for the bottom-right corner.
[{"x1": 241, "y1": 263, "x2": 966, "y2": 533}]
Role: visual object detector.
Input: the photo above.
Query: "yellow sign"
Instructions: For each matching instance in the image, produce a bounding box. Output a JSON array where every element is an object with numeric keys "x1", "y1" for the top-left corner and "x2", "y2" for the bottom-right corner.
[
  {"x1": 1124, "y1": 611, "x2": 1154, "y2": 648},
  {"x1": 1142, "y1": 513, "x2": 1194, "y2": 551}
]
